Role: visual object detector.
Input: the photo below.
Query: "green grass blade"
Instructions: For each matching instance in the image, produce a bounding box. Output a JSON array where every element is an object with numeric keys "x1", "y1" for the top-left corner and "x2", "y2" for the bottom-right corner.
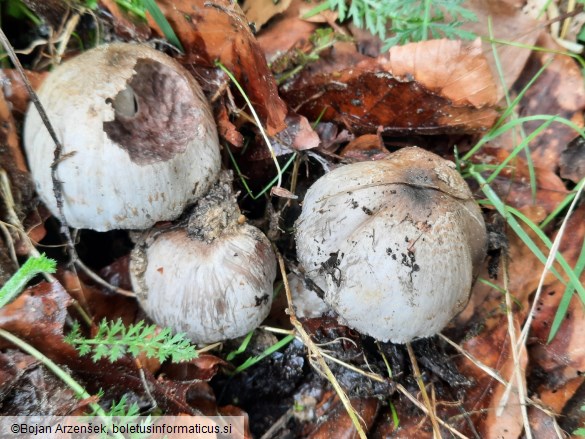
[
  {"x1": 227, "y1": 146, "x2": 298, "y2": 200},
  {"x1": 142, "y1": 0, "x2": 184, "y2": 52},
  {"x1": 547, "y1": 236, "x2": 585, "y2": 342},
  {"x1": 226, "y1": 330, "x2": 254, "y2": 362},
  {"x1": 0, "y1": 254, "x2": 56, "y2": 309},
  {"x1": 485, "y1": 117, "x2": 557, "y2": 184},
  {"x1": 233, "y1": 334, "x2": 295, "y2": 374},
  {"x1": 471, "y1": 169, "x2": 585, "y2": 304},
  {"x1": 540, "y1": 178, "x2": 585, "y2": 229}
]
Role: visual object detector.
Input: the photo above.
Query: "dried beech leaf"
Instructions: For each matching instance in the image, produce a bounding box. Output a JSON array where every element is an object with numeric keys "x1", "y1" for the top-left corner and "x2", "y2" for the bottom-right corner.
[
  {"x1": 0, "y1": 281, "x2": 213, "y2": 415},
  {"x1": 216, "y1": 104, "x2": 244, "y2": 147},
  {"x1": 458, "y1": 318, "x2": 526, "y2": 439},
  {"x1": 462, "y1": 0, "x2": 540, "y2": 97},
  {"x1": 281, "y1": 39, "x2": 499, "y2": 134},
  {"x1": 242, "y1": 0, "x2": 293, "y2": 31},
  {"x1": 304, "y1": 392, "x2": 379, "y2": 438},
  {"x1": 0, "y1": 350, "x2": 78, "y2": 415},
  {"x1": 146, "y1": 0, "x2": 318, "y2": 149},
  {"x1": 148, "y1": 0, "x2": 288, "y2": 136},
  {"x1": 474, "y1": 148, "x2": 569, "y2": 214},
  {"x1": 339, "y1": 133, "x2": 389, "y2": 161},
  {"x1": 384, "y1": 39, "x2": 497, "y2": 108},
  {"x1": 529, "y1": 206, "x2": 585, "y2": 388},
  {"x1": 256, "y1": 0, "x2": 319, "y2": 62},
  {"x1": 0, "y1": 69, "x2": 47, "y2": 116},
  {"x1": 0, "y1": 85, "x2": 35, "y2": 213},
  {"x1": 161, "y1": 354, "x2": 227, "y2": 382}
]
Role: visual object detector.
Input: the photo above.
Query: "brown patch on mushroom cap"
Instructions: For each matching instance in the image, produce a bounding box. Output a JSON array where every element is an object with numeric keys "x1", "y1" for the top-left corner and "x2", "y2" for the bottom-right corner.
[{"x1": 104, "y1": 58, "x2": 202, "y2": 165}]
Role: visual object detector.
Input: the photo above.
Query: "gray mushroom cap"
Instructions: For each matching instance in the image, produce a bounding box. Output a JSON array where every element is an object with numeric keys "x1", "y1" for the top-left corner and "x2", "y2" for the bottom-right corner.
[
  {"x1": 24, "y1": 43, "x2": 221, "y2": 231},
  {"x1": 130, "y1": 175, "x2": 277, "y2": 344},
  {"x1": 295, "y1": 147, "x2": 487, "y2": 343}
]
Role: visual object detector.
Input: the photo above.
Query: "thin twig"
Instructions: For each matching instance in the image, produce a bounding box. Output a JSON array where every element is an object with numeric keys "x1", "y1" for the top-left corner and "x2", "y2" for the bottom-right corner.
[
  {"x1": 0, "y1": 169, "x2": 56, "y2": 283},
  {"x1": 497, "y1": 252, "x2": 531, "y2": 438},
  {"x1": 395, "y1": 384, "x2": 469, "y2": 439},
  {"x1": 406, "y1": 341, "x2": 442, "y2": 439},
  {"x1": 55, "y1": 13, "x2": 80, "y2": 65},
  {"x1": 278, "y1": 252, "x2": 368, "y2": 439},
  {"x1": 439, "y1": 334, "x2": 565, "y2": 435},
  {"x1": 0, "y1": 27, "x2": 77, "y2": 265},
  {"x1": 518, "y1": 181, "x2": 585, "y2": 348},
  {"x1": 74, "y1": 259, "x2": 135, "y2": 298},
  {"x1": 319, "y1": 350, "x2": 386, "y2": 383}
]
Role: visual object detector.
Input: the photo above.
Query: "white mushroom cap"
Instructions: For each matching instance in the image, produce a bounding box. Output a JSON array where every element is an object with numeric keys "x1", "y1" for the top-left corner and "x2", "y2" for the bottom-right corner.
[
  {"x1": 130, "y1": 174, "x2": 277, "y2": 344},
  {"x1": 24, "y1": 43, "x2": 221, "y2": 231},
  {"x1": 295, "y1": 147, "x2": 487, "y2": 343}
]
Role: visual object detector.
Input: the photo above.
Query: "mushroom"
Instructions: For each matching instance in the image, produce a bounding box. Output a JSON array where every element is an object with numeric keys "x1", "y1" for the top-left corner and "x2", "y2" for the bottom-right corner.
[
  {"x1": 24, "y1": 43, "x2": 221, "y2": 231},
  {"x1": 288, "y1": 272, "x2": 329, "y2": 319},
  {"x1": 130, "y1": 173, "x2": 276, "y2": 344},
  {"x1": 294, "y1": 147, "x2": 487, "y2": 343}
]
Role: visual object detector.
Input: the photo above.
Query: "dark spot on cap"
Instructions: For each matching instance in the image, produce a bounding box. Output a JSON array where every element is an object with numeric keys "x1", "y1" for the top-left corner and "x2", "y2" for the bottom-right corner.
[
  {"x1": 255, "y1": 294, "x2": 270, "y2": 306},
  {"x1": 104, "y1": 58, "x2": 204, "y2": 165}
]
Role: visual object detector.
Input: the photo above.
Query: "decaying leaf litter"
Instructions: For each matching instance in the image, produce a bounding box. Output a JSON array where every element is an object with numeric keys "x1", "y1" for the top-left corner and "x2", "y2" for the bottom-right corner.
[{"x1": 0, "y1": 0, "x2": 584, "y2": 437}]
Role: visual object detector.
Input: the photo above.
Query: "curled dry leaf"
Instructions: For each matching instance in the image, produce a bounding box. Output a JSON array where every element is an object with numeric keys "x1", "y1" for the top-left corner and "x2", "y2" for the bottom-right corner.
[
  {"x1": 99, "y1": 0, "x2": 152, "y2": 41},
  {"x1": 145, "y1": 0, "x2": 291, "y2": 139},
  {"x1": 339, "y1": 133, "x2": 389, "y2": 161},
  {"x1": 0, "y1": 280, "x2": 221, "y2": 415},
  {"x1": 256, "y1": 0, "x2": 319, "y2": 62},
  {"x1": 0, "y1": 350, "x2": 79, "y2": 416},
  {"x1": 242, "y1": 0, "x2": 293, "y2": 31},
  {"x1": 0, "y1": 85, "x2": 34, "y2": 212},
  {"x1": 161, "y1": 354, "x2": 227, "y2": 382},
  {"x1": 281, "y1": 39, "x2": 499, "y2": 134},
  {"x1": 462, "y1": 0, "x2": 540, "y2": 97}
]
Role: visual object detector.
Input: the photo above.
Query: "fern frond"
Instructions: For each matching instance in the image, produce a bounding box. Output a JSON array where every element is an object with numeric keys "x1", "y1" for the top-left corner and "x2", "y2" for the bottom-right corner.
[{"x1": 65, "y1": 319, "x2": 198, "y2": 364}]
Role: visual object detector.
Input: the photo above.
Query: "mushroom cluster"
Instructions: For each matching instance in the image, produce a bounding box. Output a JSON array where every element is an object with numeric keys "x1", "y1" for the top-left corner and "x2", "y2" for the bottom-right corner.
[
  {"x1": 295, "y1": 147, "x2": 487, "y2": 343},
  {"x1": 23, "y1": 44, "x2": 486, "y2": 346},
  {"x1": 24, "y1": 43, "x2": 276, "y2": 344}
]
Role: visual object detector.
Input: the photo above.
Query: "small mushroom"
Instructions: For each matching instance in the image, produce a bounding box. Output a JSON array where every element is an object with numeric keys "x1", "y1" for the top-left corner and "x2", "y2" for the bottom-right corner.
[
  {"x1": 130, "y1": 173, "x2": 276, "y2": 344},
  {"x1": 295, "y1": 147, "x2": 487, "y2": 343},
  {"x1": 24, "y1": 43, "x2": 221, "y2": 231}
]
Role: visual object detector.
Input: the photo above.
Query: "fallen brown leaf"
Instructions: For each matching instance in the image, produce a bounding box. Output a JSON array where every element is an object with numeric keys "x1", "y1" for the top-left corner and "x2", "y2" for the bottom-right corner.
[
  {"x1": 474, "y1": 147, "x2": 569, "y2": 214},
  {"x1": 242, "y1": 0, "x2": 293, "y2": 31},
  {"x1": 463, "y1": 0, "x2": 540, "y2": 97},
  {"x1": 148, "y1": 0, "x2": 287, "y2": 136},
  {"x1": 513, "y1": 33, "x2": 585, "y2": 171},
  {"x1": 303, "y1": 391, "x2": 379, "y2": 438},
  {"x1": 0, "y1": 69, "x2": 47, "y2": 116},
  {"x1": 256, "y1": 0, "x2": 319, "y2": 63},
  {"x1": 339, "y1": 133, "x2": 389, "y2": 161},
  {"x1": 282, "y1": 39, "x2": 499, "y2": 134}
]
